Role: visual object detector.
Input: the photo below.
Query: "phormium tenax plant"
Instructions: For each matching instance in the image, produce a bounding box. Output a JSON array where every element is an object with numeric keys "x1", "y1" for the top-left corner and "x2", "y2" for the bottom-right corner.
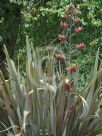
[{"x1": 0, "y1": 3, "x2": 102, "y2": 136}]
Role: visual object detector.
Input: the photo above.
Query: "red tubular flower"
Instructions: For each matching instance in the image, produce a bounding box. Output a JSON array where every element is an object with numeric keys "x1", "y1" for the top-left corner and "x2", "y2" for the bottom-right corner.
[
  {"x1": 76, "y1": 43, "x2": 85, "y2": 49},
  {"x1": 64, "y1": 15, "x2": 72, "y2": 19},
  {"x1": 64, "y1": 79, "x2": 73, "y2": 92},
  {"x1": 67, "y1": 65, "x2": 77, "y2": 73},
  {"x1": 60, "y1": 21, "x2": 68, "y2": 28},
  {"x1": 74, "y1": 17, "x2": 80, "y2": 23},
  {"x1": 58, "y1": 34, "x2": 65, "y2": 41},
  {"x1": 54, "y1": 54, "x2": 64, "y2": 61},
  {"x1": 75, "y1": 27, "x2": 83, "y2": 33}
]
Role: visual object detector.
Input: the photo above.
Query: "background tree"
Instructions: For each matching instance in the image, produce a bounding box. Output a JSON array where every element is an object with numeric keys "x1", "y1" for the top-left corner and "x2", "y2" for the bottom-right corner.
[{"x1": 0, "y1": 0, "x2": 21, "y2": 64}]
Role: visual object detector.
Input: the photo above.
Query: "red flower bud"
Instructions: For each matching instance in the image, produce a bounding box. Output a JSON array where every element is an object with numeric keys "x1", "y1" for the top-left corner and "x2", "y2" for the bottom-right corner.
[
  {"x1": 76, "y1": 43, "x2": 85, "y2": 49},
  {"x1": 58, "y1": 34, "x2": 65, "y2": 41},
  {"x1": 60, "y1": 21, "x2": 68, "y2": 28},
  {"x1": 54, "y1": 54, "x2": 64, "y2": 61},
  {"x1": 74, "y1": 17, "x2": 80, "y2": 23},
  {"x1": 67, "y1": 65, "x2": 77, "y2": 73},
  {"x1": 75, "y1": 27, "x2": 83, "y2": 33}
]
